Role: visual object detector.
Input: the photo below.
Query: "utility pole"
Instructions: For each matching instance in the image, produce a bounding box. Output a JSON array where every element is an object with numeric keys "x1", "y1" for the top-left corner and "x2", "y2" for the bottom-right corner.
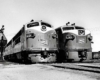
[
  {"x1": 1, "y1": 36, "x2": 4, "y2": 61},
  {"x1": 0, "y1": 25, "x2": 5, "y2": 61}
]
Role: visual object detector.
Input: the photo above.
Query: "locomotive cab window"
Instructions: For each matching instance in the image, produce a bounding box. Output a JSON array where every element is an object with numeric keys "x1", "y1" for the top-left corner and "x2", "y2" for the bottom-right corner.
[
  {"x1": 75, "y1": 26, "x2": 84, "y2": 29},
  {"x1": 41, "y1": 22, "x2": 51, "y2": 27},
  {"x1": 63, "y1": 27, "x2": 74, "y2": 30},
  {"x1": 27, "y1": 22, "x2": 39, "y2": 28}
]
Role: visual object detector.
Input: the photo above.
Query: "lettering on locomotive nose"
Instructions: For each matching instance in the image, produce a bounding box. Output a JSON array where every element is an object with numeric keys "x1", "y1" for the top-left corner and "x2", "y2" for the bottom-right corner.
[
  {"x1": 79, "y1": 38, "x2": 85, "y2": 43},
  {"x1": 40, "y1": 39, "x2": 48, "y2": 45},
  {"x1": 41, "y1": 26, "x2": 46, "y2": 31}
]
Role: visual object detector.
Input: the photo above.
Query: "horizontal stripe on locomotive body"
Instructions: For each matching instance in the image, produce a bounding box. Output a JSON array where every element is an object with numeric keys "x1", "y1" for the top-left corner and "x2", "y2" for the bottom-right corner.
[
  {"x1": 25, "y1": 25, "x2": 54, "y2": 33},
  {"x1": 62, "y1": 29, "x2": 90, "y2": 35},
  {"x1": 64, "y1": 41, "x2": 91, "y2": 50},
  {"x1": 63, "y1": 48, "x2": 92, "y2": 52},
  {"x1": 3, "y1": 48, "x2": 58, "y2": 56},
  {"x1": 26, "y1": 48, "x2": 58, "y2": 51},
  {"x1": 25, "y1": 49, "x2": 58, "y2": 53}
]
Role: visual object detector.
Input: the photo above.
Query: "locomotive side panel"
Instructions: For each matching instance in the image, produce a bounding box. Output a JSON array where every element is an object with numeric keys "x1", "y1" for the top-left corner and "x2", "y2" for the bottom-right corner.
[{"x1": 3, "y1": 26, "x2": 27, "y2": 61}]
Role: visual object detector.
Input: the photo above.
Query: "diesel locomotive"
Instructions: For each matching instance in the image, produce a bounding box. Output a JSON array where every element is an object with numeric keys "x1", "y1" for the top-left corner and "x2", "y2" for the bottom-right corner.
[
  {"x1": 4, "y1": 20, "x2": 58, "y2": 63},
  {"x1": 55, "y1": 22, "x2": 93, "y2": 62}
]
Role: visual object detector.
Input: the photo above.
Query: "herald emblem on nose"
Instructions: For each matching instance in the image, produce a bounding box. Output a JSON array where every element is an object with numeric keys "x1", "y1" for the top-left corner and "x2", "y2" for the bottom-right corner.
[
  {"x1": 41, "y1": 26, "x2": 46, "y2": 31},
  {"x1": 78, "y1": 30, "x2": 85, "y2": 35},
  {"x1": 79, "y1": 39, "x2": 85, "y2": 43}
]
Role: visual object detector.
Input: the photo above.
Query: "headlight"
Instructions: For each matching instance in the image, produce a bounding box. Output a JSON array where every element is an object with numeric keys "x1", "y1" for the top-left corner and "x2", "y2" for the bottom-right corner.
[
  {"x1": 78, "y1": 30, "x2": 85, "y2": 35},
  {"x1": 41, "y1": 26, "x2": 46, "y2": 31},
  {"x1": 66, "y1": 34, "x2": 75, "y2": 40},
  {"x1": 87, "y1": 34, "x2": 92, "y2": 41},
  {"x1": 26, "y1": 33, "x2": 35, "y2": 38}
]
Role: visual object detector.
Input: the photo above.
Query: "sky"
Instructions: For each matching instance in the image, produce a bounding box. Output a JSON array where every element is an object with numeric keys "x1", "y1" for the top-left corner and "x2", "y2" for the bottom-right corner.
[{"x1": 0, "y1": 0, "x2": 100, "y2": 51}]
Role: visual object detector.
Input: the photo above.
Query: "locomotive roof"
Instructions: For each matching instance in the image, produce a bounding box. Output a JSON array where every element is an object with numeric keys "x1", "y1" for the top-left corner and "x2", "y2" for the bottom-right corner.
[
  {"x1": 27, "y1": 20, "x2": 52, "y2": 28},
  {"x1": 64, "y1": 26, "x2": 84, "y2": 29},
  {"x1": 56, "y1": 25, "x2": 85, "y2": 30}
]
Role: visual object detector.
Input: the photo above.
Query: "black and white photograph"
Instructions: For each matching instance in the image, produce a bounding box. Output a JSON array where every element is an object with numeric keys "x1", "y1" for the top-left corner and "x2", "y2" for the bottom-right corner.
[{"x1": 0, "y1": 0, "x2": 100, "y2": 80}]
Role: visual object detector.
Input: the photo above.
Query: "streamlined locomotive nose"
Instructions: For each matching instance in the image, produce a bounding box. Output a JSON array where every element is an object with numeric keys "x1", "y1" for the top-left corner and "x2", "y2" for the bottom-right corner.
[{"x1": 55, "y1": 23, "x2": 92, "y2": 62}]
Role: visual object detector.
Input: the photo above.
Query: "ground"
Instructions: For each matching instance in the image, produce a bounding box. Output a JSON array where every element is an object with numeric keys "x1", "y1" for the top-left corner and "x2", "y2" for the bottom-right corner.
[{"x1": 0, "y1": 62, "x2": 98, "y2": 80}]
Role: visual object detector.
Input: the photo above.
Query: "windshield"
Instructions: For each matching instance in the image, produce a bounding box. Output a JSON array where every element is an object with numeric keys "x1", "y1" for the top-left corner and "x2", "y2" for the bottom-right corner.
[
  {"x1": 63, "y1": 27, "x2": 74, "y2": 30},
  {"x1": 41, "y1": 22, "x2": 51, "y2": 27},
  {"x1": 75, "y1": 26, "x2": 84, "y2": 29},
  {"x1": 27, "y1": 22, "x2": 39, "y2": 28}
]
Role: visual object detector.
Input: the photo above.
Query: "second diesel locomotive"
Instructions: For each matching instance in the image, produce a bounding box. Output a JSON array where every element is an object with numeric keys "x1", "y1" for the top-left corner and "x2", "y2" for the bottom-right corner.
[
  {"x1": 55, "y1": 22, "x2": 93, "y2": 62},
  {"x1": 4, "y1": 20, "x2": 58, "y2": 63}
]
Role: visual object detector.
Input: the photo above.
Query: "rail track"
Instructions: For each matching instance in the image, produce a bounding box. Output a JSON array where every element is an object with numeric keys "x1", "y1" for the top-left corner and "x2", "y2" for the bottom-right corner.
[{"x1": 47, "y1": 63, "x2": 100, "y2": 74}]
